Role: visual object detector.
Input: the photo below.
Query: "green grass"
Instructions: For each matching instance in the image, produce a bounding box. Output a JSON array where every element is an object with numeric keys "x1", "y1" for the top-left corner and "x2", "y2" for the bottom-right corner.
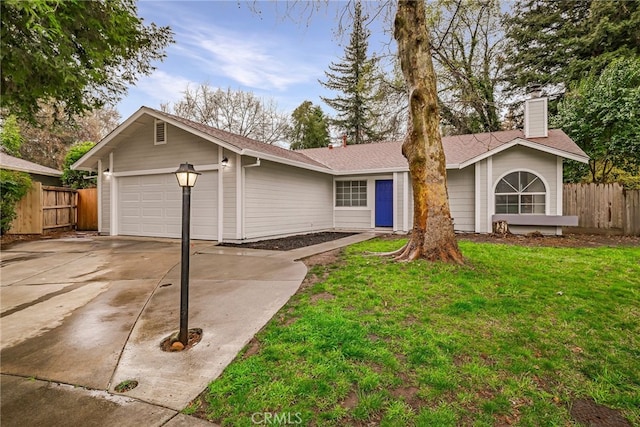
[{"x1": 189, "y1": 239, "x2": 640, "y2": 426}]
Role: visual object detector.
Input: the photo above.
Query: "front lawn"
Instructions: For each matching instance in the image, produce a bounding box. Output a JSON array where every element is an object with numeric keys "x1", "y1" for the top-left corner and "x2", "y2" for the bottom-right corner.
[{"x1": 189, "y1": 239, "x2": 640, "y2": 426}]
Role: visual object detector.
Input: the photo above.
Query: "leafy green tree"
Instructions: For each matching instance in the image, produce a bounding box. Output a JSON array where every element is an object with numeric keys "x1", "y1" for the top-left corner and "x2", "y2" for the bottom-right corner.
[
  {"x1": 0, "y1": 169, "x2": 32, "y2": 234},
  {"x1": 427, "y1": 0, "x2": 504, "y2": 135},
  {"x1": 554, "y1": 58, "x2": 640, "y2": 184},
  {"x1": 1, "y1": 0, "x2": 173, "y2": 123},
  {"x1": 61, "y1": 141, "x2": 96, "y2": 189},
  {"x1": 320, "y1": 0, "x2": 382, "y2": 144},
  {"x1": 0, "y1": 115, "x2": 24, "y2": 156},
  {"x1": 503, "y1": 0, "x2": 640, "y2": 97},
  {"x1": 288, "y1": 101, "x2": 331, "y2": 150},
  {"x1": 17, "y1": 105, "x2": 120, "y2": 169}
]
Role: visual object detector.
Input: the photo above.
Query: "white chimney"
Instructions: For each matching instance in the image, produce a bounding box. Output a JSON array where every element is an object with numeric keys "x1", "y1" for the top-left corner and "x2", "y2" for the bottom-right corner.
[{"x1": 524, "y1": 95, "x2": 548, "y2": 138}]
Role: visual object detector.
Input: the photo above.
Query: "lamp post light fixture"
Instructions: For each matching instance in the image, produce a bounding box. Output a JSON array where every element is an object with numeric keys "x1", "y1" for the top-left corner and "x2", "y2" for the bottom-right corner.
[{"x1": 174, "y1": 162, "x2": 200, "y2": 346}]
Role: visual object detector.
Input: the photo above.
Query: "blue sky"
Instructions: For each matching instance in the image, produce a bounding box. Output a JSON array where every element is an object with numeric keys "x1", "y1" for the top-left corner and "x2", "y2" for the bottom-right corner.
[{"x1": 118, "y1": 1, "x2": 393, "y2": 120}]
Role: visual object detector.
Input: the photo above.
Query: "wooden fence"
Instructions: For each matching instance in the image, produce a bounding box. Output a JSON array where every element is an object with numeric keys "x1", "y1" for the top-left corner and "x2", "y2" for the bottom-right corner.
[
  {"x1": 77, "y1": 187, "x2": 98, "y2": 231},
  {"x1": 9, "y1": 184, "x2": 98, "y2": 234},
  {"x1": 563, "y1": 183, "x2": 640, "y2": 236}
]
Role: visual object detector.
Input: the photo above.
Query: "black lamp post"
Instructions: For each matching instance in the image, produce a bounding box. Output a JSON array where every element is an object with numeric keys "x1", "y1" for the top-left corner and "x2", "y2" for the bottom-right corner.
[{"x1": 174, "y1": 163, "x2": 200, "y2": 346}]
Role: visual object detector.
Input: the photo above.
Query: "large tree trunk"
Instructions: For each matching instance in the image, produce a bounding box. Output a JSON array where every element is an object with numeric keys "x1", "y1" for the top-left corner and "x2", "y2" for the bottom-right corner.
[{"x1": 392, "y1": 0, "x2": 463, "y2": 263}]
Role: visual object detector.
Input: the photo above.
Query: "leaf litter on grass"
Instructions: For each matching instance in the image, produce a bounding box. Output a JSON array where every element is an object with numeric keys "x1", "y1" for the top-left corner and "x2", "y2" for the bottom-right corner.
[{"x1": 191, "y1": 237, "x2": 640, "y2": 426}]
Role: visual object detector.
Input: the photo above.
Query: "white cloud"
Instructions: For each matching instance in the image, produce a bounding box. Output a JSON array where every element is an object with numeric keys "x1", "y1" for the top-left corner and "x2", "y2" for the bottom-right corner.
[
  {"x1": 173, "y1": 22, "x2": 322, "y2": 91},
  {"x1": 134, "y1": 70, "x2": 197, "y2": 105}
]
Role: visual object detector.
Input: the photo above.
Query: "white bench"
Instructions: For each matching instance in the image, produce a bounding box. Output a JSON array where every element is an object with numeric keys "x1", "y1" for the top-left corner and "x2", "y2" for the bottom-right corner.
[{"x1": 492, "y1": 214, "x2": 579, "y2": 227}]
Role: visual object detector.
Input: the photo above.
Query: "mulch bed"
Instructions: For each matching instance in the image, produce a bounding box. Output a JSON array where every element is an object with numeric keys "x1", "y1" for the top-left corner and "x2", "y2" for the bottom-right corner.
[{"x1": 218, "y1": 232, "x2": 357, "y2": 251}]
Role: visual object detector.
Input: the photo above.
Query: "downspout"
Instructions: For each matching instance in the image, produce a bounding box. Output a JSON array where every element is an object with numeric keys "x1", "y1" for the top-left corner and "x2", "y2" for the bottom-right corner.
[{"x1": 241, "y1": 158, "x2": 261, "y2": 240}]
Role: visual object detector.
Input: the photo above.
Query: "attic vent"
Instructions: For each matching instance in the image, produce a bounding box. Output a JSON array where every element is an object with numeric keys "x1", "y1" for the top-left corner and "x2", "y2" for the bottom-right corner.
[{"x1": 155, "y1": 120, "x2": 167, "y2": 145}]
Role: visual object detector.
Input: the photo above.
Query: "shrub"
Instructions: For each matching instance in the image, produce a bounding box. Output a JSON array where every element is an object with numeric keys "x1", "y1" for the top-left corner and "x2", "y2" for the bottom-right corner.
[
  {"x1": 61, "y1": 141, "x2": 96, "y2": 189},
  {"x1": 0, "y1": 169, "x2": 32, "y2": 234}
]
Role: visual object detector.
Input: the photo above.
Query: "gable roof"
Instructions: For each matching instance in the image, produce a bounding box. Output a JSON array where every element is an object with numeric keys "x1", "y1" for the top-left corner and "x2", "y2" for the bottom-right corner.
[
  {"x1": 0, "y1": 151, "x2": 62, "y2": 177},
  {"x1": 73, "y1": 106, "x2": 329, "y2": 172},
  {"x1": 299, "y1": 129, "x2": 589, "y2": 172},
  {"x1": 73, "y1": 107, "x2": 589, "y2": 175}
]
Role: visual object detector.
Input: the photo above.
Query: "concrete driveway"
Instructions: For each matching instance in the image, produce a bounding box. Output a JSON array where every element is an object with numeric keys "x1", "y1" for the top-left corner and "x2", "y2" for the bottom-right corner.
[{"x1": 0, "y1": 233, "x2": 374, "y2": 426}]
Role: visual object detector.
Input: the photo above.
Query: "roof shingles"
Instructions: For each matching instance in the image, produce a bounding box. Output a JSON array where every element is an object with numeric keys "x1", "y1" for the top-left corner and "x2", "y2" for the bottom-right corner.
[
  {"x1": 299, "y1": 129, "x2": 588, "y2": 171},
  {"x1": 75, "y1": 106, "x2": 588, "y2": 174},
  {"x1": 0, "y1": 152, "x2": 62, "y2": 176}
]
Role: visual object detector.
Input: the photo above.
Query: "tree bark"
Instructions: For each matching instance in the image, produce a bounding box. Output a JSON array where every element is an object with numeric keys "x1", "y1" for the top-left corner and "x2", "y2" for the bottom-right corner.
[
  {"x1": 492, "y1": 220, "x2": 510, "y2": 236},
  {"x1": 393, "y1": 0, "x2": 464, "y2": 264}
]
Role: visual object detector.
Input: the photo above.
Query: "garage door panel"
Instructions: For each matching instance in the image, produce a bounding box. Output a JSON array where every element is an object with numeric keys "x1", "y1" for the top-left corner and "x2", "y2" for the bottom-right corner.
[
  {"x1": 140, "y1": 175, "x2": 164, "y2": 185},
  {"x1": 141, "y1": 224, "x2": 165, "y2": 234},
  {"x1": 118, "y1": 172, "x2": 217, "y2": 240},
  {"x1": 120, "y1": 224, "x2": 141, "y2": 234},
  {"x1": 141, "y1": 207, "x2": 162, "y2": 217},
  {"x1": 142, "y1": 192, "x2": 164, "y2": 202},
  {"x1": 120, "y1": 193, "x2": 140, "y2": 202},
  {"x1": 165, "y1": 207, "x2": 181, "y2": 218},
  {"x1": 166, "y1": 192, "x2": 181, "y2": 203}
]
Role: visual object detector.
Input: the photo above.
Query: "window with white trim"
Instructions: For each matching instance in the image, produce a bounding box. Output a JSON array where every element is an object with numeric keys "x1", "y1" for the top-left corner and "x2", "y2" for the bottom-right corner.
[
  {"x1": 495, "y1": 171, "x2": 546, "y2": 214},
  {"x1": 154, "y1": 120, "x2": 167, "y2": 145},
  {"x1": 336, "y1": 180, "x2": 367, "y2": 207}
]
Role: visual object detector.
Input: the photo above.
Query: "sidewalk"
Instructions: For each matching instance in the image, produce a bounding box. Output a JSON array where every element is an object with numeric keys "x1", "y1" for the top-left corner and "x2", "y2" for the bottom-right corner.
[{"x1": 1, "y1": 232, "x2": 376, "y2": 426}]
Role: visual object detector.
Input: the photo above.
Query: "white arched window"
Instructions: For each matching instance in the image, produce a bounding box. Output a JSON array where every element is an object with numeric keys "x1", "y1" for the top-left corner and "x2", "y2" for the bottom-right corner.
[{"x1": 495, "y1": 171, "x2": 546, "y2": 214}]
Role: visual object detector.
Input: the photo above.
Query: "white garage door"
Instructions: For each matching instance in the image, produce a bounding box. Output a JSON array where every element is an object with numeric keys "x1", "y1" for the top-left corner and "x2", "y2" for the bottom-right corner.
[{"x1": 118, "y1": 172, "x2": 217, "y2": 240}]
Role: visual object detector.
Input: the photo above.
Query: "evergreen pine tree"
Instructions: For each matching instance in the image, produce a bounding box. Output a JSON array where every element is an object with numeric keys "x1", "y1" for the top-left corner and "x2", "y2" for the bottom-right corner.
[
  {"x1": 320, "y1": 1, "x2": 381, "y2": 144},
  {"x1": 503, "y1": 0, "x2": 640, "y2": 97}
]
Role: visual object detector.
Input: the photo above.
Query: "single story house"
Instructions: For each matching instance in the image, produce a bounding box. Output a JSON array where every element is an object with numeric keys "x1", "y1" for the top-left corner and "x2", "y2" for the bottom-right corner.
[
  {"x1": 0, "y1": 151, "x2": 63, "y2": 186},
  {"x1": 72, "y1": 97, "x2": 589, "y2": 241}
]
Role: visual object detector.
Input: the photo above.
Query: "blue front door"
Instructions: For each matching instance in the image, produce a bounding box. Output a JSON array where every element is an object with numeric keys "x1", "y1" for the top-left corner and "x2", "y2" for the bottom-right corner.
[{"x1": 375, "y1": 180, "x2": 393, "y2": 227}]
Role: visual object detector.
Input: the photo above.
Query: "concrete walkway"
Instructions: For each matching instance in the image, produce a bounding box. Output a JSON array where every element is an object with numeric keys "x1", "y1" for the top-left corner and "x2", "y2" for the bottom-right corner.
[{"x1": 0, "y1": 232, "x2": 375, "y2": 426}]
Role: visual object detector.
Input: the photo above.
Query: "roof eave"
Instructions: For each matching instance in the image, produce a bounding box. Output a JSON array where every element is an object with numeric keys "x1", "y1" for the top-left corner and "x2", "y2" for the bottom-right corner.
[
  {"x1": 240, "y1": 149, "x2": 332, "y2": 173},
  {"x1": 72, "y1": 107, "x2": 250, "y2": 172},
  {"x1": 458, "y1": 138, "x2": 590, "y2": 168},
  {"x1": 331, "y1": 166, "x2": 409, "y2": 176},
  {"x1": 3, "y1": 166, "x2": 62, "y2": 177}
]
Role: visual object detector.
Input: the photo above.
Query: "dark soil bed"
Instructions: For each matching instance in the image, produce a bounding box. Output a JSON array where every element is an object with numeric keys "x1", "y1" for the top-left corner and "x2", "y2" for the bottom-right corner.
[{"x1": 218, "y1": 232, "x2": 357, "y2": 251}]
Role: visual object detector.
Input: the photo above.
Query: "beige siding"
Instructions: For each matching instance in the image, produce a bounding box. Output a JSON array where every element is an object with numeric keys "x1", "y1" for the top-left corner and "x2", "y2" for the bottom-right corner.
[
  {"x1": 244, "y1": 160, "x2": 333, "y2": 239},
  {"x1": 222, "y1": 149, "x2": 237, "y2": 240},
  {"x1": 113, "y1": 121, "x2": 218, "y2": 172},
  {"x1": 335, "y1": 209, "x2": 372, "y2": 229},
  {"x1": 492, "y1": 146, "x2": 558, "y2": 215},
  {"x1": 394, "y1": 172, "x2": 408, "y2": 232},
  {"x1": 405, "y1": 168, "x2": 476, "y2": 232},
  {"x1": 448, "y1": 167, "x2": 475, "y2": 232}
]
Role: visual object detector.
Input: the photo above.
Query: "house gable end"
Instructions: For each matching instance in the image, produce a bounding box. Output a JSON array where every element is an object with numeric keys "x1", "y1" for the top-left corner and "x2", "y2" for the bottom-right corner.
[{"x1": 458, "y1": 137, "x2": 589, "y2": 169}]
